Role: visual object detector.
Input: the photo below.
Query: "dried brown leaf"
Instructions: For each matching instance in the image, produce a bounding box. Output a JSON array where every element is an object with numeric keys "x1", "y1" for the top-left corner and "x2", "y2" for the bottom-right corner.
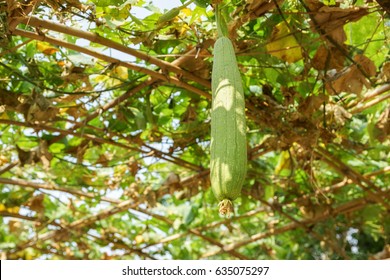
[
  {"x1": 95, "y1": 153, "x2": 110, "y2": 167},
  {"x1": 325, "y1": 103, "x2": 352, "y2": 126},
  {"x1": 325, "y1": 54, "x2": 376, "y2": 95},
  {"x1": 247, "y1": 0, "x2": 284, "y2": 19},
  {"x1": 163, "y1": 172, "x2": 181, "y2": 195},
  {"x1": 355, "y1": 53, "x2": 376, "y2": 77},
  {"x1": 310, "y1": 5, "x2": 368, "y2": 45},
  {"x1": 64, "y1": 106, "x2": 87, "y2": 119},
  {"x1": 378, "y1": 61, "x2": 390, "y2": 82},
  {"x1": 298, "y1": 93, "x2": 328, "y2": 118},
  {"x1": 374, "y1": 106, "x2": 390, "y2": 142},
  {"x1": 144, "y1": 186, "x2": 157, "y2": 208},
  {"x1": 127, "y1": 156, "x2": 139, "y2": 176},
  {"x1": 8, "y1": 219, "x2": 24, "y2": 234},
  {"x1": 124, "y1": 182, "x2": 139, "y2": 199},
  {"x1": 37, "y1": 140, "x2": 53, "y2": 169},
  {"x1": 25, "y1": 194, "x2": 45, "y2": 213},
  {"x1": 312, "y1": 45, "x2": 345, "y2": 71}
]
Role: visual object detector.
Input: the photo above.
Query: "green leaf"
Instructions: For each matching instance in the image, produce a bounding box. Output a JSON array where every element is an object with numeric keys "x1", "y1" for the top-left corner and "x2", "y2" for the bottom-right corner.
[{"x1": 49, "y1": 143, "x2": 66, "y2": 153}]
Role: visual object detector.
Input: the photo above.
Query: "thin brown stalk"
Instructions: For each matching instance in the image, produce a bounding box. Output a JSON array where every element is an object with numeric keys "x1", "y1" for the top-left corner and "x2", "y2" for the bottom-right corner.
[
  {"x1": 15, "y1": 16, "x2": 211, "y2": 88},
  {"x1": 12, "y1": 29, "x2": 210, "y2": 98},
  {"x1": 203, "y1": 189, "x2": 390, "y2": 258}
]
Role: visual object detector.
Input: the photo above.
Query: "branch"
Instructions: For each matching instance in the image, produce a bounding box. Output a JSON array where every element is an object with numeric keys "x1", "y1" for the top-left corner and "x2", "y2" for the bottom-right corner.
[
  {"x1": 1, "y1": 118, "x2": 202, "y2": 172},
  {"x1": 2, "y1": 174, "x2": 248, "y2": 259},
  {"x1": 126, "y1": 206, "x2": 249, "y2": 259},
  {"x1": 10, "y1": 199, "x2": 140, "y2": 253},
  {"x1": 0, "y1": 38, "x2": 33, "y2": 57},
  {"x1": 140, "y1": 207, "x2": 268, "y2": 251},
  {"x1": 298, "y1": 0, "x2": 374, "y2": 83},
  {"x1": 12, "y1": 29, "x2": 210, "y2": 99},
  {"x1": 8, "y1": 194, "x2": 249, "y2": 259},
  {"x1": 0, "y1": 211, "x2": 37, "y2": 222},
  {"x1": 0, "y1": 211, "x2": 63, "y2": 228},
  {"x1": 350, "y1": 91, "x2": 390, "y2": 114},
  {"x1": 7, "y1": 0, "x2": 40, "y2": 31},
  {"x1": 1, "y1": 115, "x2": 203, "y2": 172},
  {"x1": 375, "y1": 0, "x2": 390, "y2": 14},
  {"x1": 356, "y1": 83, "x2": 390, "y2": 105},
  {"x1": 203, "y1": 189, "x2": 390, "y2": 258},
  {"x1": 46, "y1": 78, "x2": 157, "y2": 146},
  {"x1": 315, "y1": 146, "x2": 390, "y2": 210},
  {"x1": 257, "y1": 197, "x2": 350, "y2": 259},
  {"x1": 0, "y1": 119, "x2": 138, "y2": 151},
  {"x1": 292, "y1": 166, "x2": 390, "y2": 205},
  {"x1": 15, "y1": 16, "x2": 211, "y2": 89},
  {"x1": 54, "y1": 114, "x2": 204, "y2": 171},
  {"x1": 0, "y1": 177, "x2": 120, "y2": 204},
  {"x1": 0, "y1": 161, "x2": 19, "y2": 175}
]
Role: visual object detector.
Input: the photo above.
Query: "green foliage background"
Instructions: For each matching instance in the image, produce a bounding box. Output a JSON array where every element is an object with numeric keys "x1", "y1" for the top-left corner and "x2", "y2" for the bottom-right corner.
[{"x1": 0, "y1": 0, "x2": 389, "y2": 259}]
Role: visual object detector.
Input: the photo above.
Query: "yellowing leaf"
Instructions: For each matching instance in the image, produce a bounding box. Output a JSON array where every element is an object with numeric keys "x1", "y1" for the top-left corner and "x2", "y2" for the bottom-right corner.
[
  {"x1": 179, "y1": 24, "x2": 191, "y2": 36},
  {"x1": 113, "y1": 65, "x2": 128, "y2": 80},
  {"x1": 7, "y1": 206, "x2": 20, "y2": 214},
  {"x1": 36, "y1": 41, "x2": 59, "y2": 55},
  {"x1": 59, "y1": 107, "x2": 69, "y2": 115},
  {"x1": 266, "y1": 21, "x2": 303, "y2": 63},
  {"x1": 92, "y1": 74, "x2": 109, "y2": 83},
  {"x1": 135, "y1": 235, "x2": 144, "y2": 244},
  {"x1": 0, "y1": 110, "x2": 9, "y2": 120},
  {"x1": 180, "y1": 8, "x2": 192, "y2": 17},
  {"x1": 0, "y1": 155, "x2": 8, "y2": 166},
  {"x1": 57, "y1": 60, "x2": 67, "y2": 67},
  {"x1": 274, "y1": 150, "x2": 291, "y2": 175},
  {"x1": 81, "y1": 172, "x2": 97, "y2": 185}
]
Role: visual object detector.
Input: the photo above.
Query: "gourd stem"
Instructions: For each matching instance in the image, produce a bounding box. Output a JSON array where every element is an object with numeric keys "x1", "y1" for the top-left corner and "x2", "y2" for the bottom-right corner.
[{"x1": 215, "y1": 4, "x2": 228, "y2": 38}]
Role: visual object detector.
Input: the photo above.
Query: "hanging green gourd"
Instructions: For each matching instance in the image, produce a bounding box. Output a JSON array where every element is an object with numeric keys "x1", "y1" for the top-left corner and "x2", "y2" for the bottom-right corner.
[{"x1": 210, "y1": 4, "x2": 247, "y2": 216}]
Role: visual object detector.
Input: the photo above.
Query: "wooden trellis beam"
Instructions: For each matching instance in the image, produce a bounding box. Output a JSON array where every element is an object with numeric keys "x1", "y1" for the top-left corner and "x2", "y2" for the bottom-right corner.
[
  {"x1": 3, "y1": 162, "x2": 388, "y2": 259},
  {"x1": 11, "y1": 16, "x2": 211, "y2": 89},
  {"x1": 12, "y1": 29, "x2": 211, "y2": 99},
  {"x1": 0, "y1": 118, "x2": 202, "y2": 171},
  {"x1": 201, "y1": 188, "x2": 390, "y2": 258},
  {"x1": 315, "y1": 146, "x2": 390, "y2": 210},
  {"x1": 2, "y1": 178, "x2": 248, "y2": 259}
]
